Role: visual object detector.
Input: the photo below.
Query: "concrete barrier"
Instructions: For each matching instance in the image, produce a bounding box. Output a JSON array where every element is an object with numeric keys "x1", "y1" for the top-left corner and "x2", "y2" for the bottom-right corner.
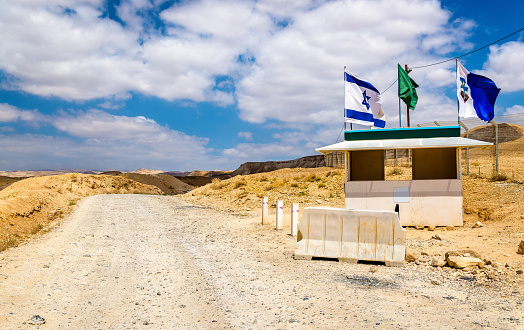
[
  {"x1": 262, "y1": 196, "x2": 269, "y2": 225},
  {"x1": 276, "y1": 200, "x2": 283, "y2": 230},
  {"x1": 294, "y1": 207, "x2": 405, "y2": 266}
]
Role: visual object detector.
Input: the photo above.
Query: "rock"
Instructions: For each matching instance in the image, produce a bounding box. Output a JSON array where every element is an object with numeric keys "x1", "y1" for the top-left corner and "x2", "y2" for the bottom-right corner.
[
  {"x1": 432, "y1": 234, "x2": 444, "y2": 241},
  {"x1": 517, "y1": 270, "x2": 523, "y2": 275},
  {"x1": 445, "y1": 226, "x2": 455, "y2": 231},
  {"x1": 473, "y1": 221, "x2": 484, "y2": 228},
  {"x1": 405, "y1": 252, "x2": 418, "y2": 262},
  {"x1": 430, "y1": 279, "x2": 442, "y2": 285},
  {"x1": 428, "y1": 226, "x2": 436, "y2": 231},
  {"x1": 445, "y1": 249, "x2": 482, "y2": 260},
  {"x1": 369, "y1": 266, "x2": 378, "y2": 273},
  {"x1": 517, "y1": 241, "x2": 524, "y2": 255},
  {"x1": 487, "y1": 271, "x2": 497, "y2": 279},
  {"x1": 421, "y1": 251, "x2": 429, "y2": 256},
  {"x1": 27, "y1": 315, "x2": 46, "y2": 325},
  {"x1": 447, "y1": 256, "x2": 485, "y2": 269},
  {"x1": 415, "y1": 225, "x2": 425, "y2": 230},
  {"x1": 430, "y1": 258, "x2": 447, "y2": 267}
]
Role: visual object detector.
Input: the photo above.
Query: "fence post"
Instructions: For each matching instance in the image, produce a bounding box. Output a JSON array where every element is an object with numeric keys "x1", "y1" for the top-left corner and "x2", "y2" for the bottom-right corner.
[
  {"x1": 262, "y1": 196, "x2": 269, "y2": 225},
  {"x1": 276, "y1": 200, "x2": 283, "y2": 230},
  {"x1": 459, "y1": 121, "x2": 470, "y2": 175},
  {"x1": 490, "y1": 120, "x2": 499, "y2": 175},
  {"x1": 291, "y1": 203, "x2": 299, "y2": 236}
]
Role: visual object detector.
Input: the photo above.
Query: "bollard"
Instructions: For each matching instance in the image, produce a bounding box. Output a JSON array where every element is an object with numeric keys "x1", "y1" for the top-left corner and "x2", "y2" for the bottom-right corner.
[
  {"x1": 291, "y1": 203, "x2": 299, "y2": 236},
  {"x1": 262, "y1": 196, "x2": 269, "y2": 225},
  {"x1": 276, "y1": 200, "x2": 283, "y2": 230}
]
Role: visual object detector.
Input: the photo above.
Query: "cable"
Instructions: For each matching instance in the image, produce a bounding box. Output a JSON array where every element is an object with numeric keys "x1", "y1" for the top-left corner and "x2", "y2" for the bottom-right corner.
[
  {"x1": 380, "y1": 79, "x2": 398, "y2": 94},
  {"x1": 411, "y1": 26, "x2": 524, "y2": 69},
  {"x1": 335, "y1": 122, "x2": 345, "y2": 143}
]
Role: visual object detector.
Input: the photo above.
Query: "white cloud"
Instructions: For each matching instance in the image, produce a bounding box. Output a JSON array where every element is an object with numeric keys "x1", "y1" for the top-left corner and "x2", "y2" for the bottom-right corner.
[
  {"x1": 237, "y1": 131, "x2": 253, "y2": 141},
  {"x1": 482, "y1": 42, "x2": 524, "y2": 92},
  {"x1": 0, "y1": 103, "x2": 48, "y2": 124},
  {"x1": 504, "y1": 104, "x2": 524, "y2": 115}
]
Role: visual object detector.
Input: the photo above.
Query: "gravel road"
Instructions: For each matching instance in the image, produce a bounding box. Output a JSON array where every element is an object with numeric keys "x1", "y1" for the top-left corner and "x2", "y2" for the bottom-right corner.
[{"x1": 0, "y1": 194, "x2": 522, "y2": 329}]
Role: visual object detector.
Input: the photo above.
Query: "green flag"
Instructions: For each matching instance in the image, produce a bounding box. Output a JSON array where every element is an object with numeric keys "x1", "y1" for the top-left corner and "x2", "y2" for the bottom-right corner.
[{"x1": 398, "y1": 64, "x2": 419, "y2": 110}]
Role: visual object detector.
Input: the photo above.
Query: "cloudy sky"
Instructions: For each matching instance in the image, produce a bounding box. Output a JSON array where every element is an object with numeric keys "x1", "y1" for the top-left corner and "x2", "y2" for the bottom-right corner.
[{"x1": 0, "y1": 0, "x2": 523, "y2": 171}]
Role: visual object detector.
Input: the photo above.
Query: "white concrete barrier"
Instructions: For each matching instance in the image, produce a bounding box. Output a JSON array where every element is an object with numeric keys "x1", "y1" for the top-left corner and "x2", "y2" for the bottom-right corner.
[
  {"x1": 262, "y1": 196, "x2": 269, "y2": 225},
  {"x1": 291, "y1": 203, "x2": 299, "y2": 236},
  {"x1": 294, "y1": 207, "x2": 405, "y2": 266},
  {"x1": 276, "y1": 200, "x2": 283, "y2": 230}
]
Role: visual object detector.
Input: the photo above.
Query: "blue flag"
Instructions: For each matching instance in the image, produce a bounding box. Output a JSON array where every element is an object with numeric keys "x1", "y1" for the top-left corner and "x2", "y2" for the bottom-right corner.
[
  {"x1": 344, "y1": 70, "x2": 385, "y2": 128},
  {"x1": 457, "y1": 61, "x2": 500, "y2": 122}
]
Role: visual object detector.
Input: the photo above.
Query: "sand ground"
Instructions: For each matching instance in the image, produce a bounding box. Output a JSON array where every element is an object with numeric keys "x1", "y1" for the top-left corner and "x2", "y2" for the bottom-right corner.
[{"x1": 1, "y1": 194, "x2": 523, "y2": 329}]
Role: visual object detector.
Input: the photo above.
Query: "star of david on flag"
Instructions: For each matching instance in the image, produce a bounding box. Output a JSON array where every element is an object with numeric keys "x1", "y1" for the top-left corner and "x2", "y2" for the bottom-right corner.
[
  {"x1": 344, "y1": 70, "x2": 385, "y2": 128},
  {"x1": 457, "y1": 61, "x2": 500, "y2": 122}
]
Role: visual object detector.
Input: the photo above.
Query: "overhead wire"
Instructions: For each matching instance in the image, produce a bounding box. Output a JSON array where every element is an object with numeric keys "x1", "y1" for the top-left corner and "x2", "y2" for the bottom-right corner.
[{"x1": 379, "y1": 26, "x2": 524, "y2": 94}]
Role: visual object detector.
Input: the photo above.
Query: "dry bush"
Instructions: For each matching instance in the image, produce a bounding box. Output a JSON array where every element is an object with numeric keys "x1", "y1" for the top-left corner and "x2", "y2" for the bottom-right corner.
[
  {"x1": 233, "y1": 180, "x2": 247, "y2": 189},
  {"x1": 0, "y1": 236, "x2": 18, "y2": 252},
  {"x1": 388, "y1": 167, "x2": 403, "y2": 176}
]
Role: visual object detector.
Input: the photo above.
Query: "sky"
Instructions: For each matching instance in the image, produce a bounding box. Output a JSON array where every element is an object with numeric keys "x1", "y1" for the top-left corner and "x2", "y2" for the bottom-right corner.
[{"x1": 0, "y1": 0, "x2": 523, "y2": 172}]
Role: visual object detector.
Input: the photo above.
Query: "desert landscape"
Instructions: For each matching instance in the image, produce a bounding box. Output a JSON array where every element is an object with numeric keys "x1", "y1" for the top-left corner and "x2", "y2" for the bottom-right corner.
[{"x1": 0, "y1": 124, "x2": 523, "y2": 328}]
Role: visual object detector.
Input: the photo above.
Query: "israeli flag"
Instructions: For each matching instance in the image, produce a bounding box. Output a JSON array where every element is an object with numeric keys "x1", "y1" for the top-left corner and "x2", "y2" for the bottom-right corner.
[
  {"x1": 345, "y1": 70, "x2": 385, "y2": 128},
  {"x1": 457, "y1": 61, "x2": 500, "y2": 122}
]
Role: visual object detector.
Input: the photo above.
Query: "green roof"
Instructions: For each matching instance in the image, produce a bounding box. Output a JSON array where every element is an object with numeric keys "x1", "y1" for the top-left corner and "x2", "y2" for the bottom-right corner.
[{"x1": 344, "y1": 126, "x2": 461, "y2": 141}]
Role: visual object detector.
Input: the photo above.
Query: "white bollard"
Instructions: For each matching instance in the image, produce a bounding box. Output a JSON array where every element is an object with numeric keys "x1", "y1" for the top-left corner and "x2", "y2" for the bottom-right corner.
[
  {"x1": 291, "y1": 203, "x2": 299, "y2": 236},
  {"x1": 276, "y1": 200, "x2": 283, "y2": 230},
  {"x1": 262, "y1": 196, "x2": 269, "y2": 225}
]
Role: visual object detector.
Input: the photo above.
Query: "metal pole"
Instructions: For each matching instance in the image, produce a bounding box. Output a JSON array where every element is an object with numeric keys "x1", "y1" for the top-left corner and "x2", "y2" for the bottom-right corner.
[
  {"x1": 456, "y1": 59, "x2": 460, "y2": 126},
  {"x1": 459, "y1": 121, "x2": 470, "y2": 175},
  {"x1": 405, "y1": 64, "x2": 410, "y2": 127},
  {"x1": 434, "y1": 121, "x2": 440, "y2": 126},
  {"x1": 490, "y1": 120, "x2": 499, "y2": 175}
]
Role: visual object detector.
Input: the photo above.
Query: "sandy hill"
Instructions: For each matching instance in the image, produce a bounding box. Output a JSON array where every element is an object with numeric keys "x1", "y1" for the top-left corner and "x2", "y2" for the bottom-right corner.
[
  {"x1": 104, "y1": 173, "x2": 193, "y2": 195},
  {"x1": 0, "y1": 173, "x2": 161, "y2": 251}
]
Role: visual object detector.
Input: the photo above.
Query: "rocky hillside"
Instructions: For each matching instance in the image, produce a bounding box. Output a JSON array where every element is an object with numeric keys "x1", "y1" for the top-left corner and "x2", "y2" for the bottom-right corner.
[
  {"x1": 466, "y1": 123, "x2": 523, "y2": 143},
  {"x1": 230, "y1": 155, "x2": 325, "y2": 176}
]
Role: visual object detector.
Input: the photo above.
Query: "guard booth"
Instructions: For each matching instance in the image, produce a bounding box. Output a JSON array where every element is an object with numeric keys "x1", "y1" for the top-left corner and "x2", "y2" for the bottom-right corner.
[{"x1": 316, "y1": 126, "x2": 492, "y2": 227}]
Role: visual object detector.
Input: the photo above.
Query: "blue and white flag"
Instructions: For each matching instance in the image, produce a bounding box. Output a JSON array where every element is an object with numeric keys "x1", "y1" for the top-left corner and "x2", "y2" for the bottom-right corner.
[
  {"x1": 457, "y1": 61, "x2": 501, "y2": 122},
  {"x1": 345, "y1": 70, "x2": 385, "y2": 128}
]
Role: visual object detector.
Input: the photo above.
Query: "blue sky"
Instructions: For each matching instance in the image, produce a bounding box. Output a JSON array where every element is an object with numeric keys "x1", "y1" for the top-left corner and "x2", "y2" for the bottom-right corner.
[{"x1": 1, "y1": 0, "x2": 523, "y2": 171}]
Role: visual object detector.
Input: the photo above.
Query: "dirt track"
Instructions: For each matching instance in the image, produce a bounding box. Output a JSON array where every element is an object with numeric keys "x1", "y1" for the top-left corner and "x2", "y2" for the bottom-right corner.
[{"x1": 1, "y1": 195, "x2": 523, "y2": 329}]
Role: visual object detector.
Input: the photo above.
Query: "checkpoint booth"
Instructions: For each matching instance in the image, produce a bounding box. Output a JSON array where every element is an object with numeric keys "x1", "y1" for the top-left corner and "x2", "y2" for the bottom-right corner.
[{"x1": 316, "y1": 126, "x2": 492, "y2": 227}]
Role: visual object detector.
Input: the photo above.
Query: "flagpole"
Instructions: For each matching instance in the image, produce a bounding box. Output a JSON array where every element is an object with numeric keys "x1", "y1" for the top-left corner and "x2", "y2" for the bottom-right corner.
[
  {"x1": 456, "y1": 59, "x2": 460, "y2": 126},
  {"x1": 398, "y1": 68, "x2": 402, "y2": 128},
  {"x1": 405, "y1": 64, "x2": 410, "y2": 127}
]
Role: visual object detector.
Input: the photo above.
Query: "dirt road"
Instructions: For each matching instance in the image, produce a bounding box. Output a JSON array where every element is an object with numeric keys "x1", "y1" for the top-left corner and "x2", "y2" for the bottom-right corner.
[{"x1": 1, "y1": 195, "x2": 522, "y2": 329}]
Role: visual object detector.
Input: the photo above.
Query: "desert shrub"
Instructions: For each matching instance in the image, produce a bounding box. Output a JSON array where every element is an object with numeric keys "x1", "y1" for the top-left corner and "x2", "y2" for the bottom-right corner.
[
  {"x1": 299, "y1": 191, "x2": 308, "y2": 196},
  {"x1": 304, "y1": 174, "x2": 321, "y2": 182},
  {"x1": 68, "y1": 200, "x2": 76, "y2": 206},
  {"x1": 387, "y1": 167, "x2": 403, "y2": 176},
  {"x1": 233, "y1": 180, "x2": 247, "y2": 189},
  {"x1": 236, "y1": 191, "x2": 249, "y2": 199},
  {"x1": 472, "y1": 162, "x2": 480, "y2": 166},
  {"x1": 329, "y1": 193, "x2": 334, "y2": 198},
  {"x1": 491, "y1": 173, "x2": 508, "y2": 181},
  {"x1": 0, "y1": 237, "x2": 19, "y2": 252},
  {"x1": 31, "y1": 224, "x2": 44, "y2": 235},
  {"x1": 290, "y1": 183, "x2": 299, "y2": 188},
  {"x1": 259, "y1": 176, "x2": 268, "y2": 182},
  {"x1": 318, "y1": 182, "x2": 326, "y2": 188}
]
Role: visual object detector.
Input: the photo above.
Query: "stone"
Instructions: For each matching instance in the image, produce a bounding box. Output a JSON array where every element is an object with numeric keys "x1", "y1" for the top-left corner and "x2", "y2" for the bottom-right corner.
[
  {"x1": 447, "y1": 256, "x2": 485, "y2": 269},
  {"x1": 405, "y1": 252, "x2": 418, "y2": 263},
  {"x1": 473, "y1": 221, "x2": 484, "y2": 228},
  {"x1": 517, "y1": 241, "x2": 524, "y2": 255},
  {"x1": 430, "y1": 279, "x2": 442, "y2": 285},
  {"x1": 27, "y1": 315, "x2": 46, "y2": 325},
  {"x1": 445, "y1": 226, "x2": 455, "y2": 231},
  {"x1": 445, "y1": 249, "x2": 482, "y2": 260},
  {"x1": 421, "y1": 251, "x2": 429, "y2": 256},
  {"x1": 430, "y1": 258, "x2": 446, "y2": 267},
  {"x1": 369, "y1": 266, "x2": 378, "y2": 273},
  {"x1": 516, "y1": 270, "x2": 523, "y2": 275},
  {"x1": 432, "y1": 234, "x2": 444, "y2": 241},
  {"x1": 415, "y1": 225, "x2": 425, "y2": 230},
  {"x1": 427, "y1": 226, "x2": 436, "y2": 231}
]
